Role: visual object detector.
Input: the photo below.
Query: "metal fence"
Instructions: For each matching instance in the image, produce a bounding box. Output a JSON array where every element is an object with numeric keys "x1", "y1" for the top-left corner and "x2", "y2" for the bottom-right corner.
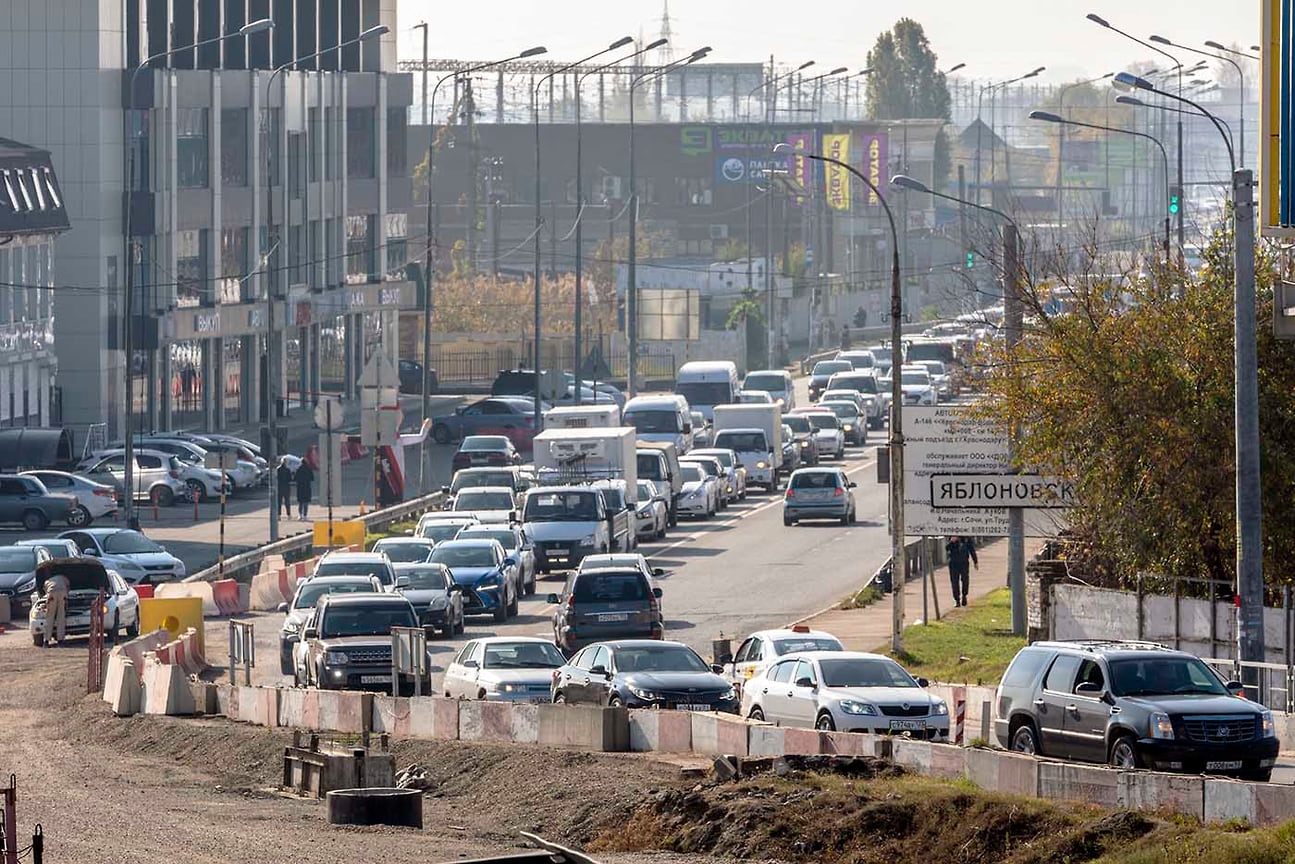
[{"x1": 423, "y1": 338, "x2": 678, "y2": 391}]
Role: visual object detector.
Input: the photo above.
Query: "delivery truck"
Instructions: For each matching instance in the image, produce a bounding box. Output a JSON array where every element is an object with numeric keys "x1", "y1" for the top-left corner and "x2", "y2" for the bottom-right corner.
[{"x1": 710, "y1": 403, "x2": 784, "y2": 491}]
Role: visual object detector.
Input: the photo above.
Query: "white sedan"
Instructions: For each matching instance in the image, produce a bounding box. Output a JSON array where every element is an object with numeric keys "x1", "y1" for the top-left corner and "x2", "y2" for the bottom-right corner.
[
  {"x1": 739, "y1": 650, "x2": 949, "y2": 738},
  {"x1": 677, "y1": 463, "x2": 719, "y2": 518},
  {"x1": 443, "y1": 636, "x2": 568, "y2": 702},
  {"x1": 635, "y1": 480, "x2": 669, "y2": 541},
  {"x1": 722, "y1": 626, "x2": 845, "y2": 693},
  {"x1": 21, "y1": 470, "x2": 118, "y2": 527}
]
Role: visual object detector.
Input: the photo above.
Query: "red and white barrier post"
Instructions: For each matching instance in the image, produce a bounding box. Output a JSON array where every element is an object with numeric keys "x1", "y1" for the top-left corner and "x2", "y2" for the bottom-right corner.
[{"x1": 952, "y1": 685, "x2": 966, "y2": 745}]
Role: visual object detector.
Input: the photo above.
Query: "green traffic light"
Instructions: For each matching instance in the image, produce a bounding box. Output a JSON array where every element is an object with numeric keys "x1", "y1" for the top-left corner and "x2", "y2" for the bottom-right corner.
[{"x1": 965, "y1": 252, "x2": 974, "y2": 268}]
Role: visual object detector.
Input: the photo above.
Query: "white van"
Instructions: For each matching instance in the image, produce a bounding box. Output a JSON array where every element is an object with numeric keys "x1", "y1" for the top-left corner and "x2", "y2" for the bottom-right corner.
[
  {"x1": 675, "y1": 361, "x2": 740, "y2": 422},
  {"x1": 742, "y1": 369, "x2": 795, "y2": 411},
  {"x1": 623, "y1": 395, "x2": 693, "y2": 454}
]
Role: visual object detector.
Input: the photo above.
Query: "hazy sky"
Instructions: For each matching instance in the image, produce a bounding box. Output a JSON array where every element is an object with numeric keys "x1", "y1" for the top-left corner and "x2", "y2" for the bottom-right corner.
[{"x1": 397, "y1": 0, "x2": 1258, "y2": 83}]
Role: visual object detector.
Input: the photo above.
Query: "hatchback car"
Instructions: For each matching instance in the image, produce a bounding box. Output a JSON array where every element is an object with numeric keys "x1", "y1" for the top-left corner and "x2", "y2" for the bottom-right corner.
[
  {"x1": 370, "y1": 536, "x2": 437, "y2": 565},
  {"x1": 784, "y1": 468, "x2": 857, "y2": 526},
  {"x1": 0, "y1": 545, "x2": 52, "y2": 617},
  {"x1": 394, "y1": 562, "x2": 465, "y2": 637},
  {"x1": 994, "y1": 641, "x2": 1279, "y2": 781},
  {"x1": 740, "y1": 651, "x2": 948, "y2": 737},
  {"x1": 553, "y1": 640, "x2": 738, "y2": 712},
  {"x1": 60, "y1": 528, "x2": 185, "y2": 583},
  {"x1": 443, "y1": 637, "x2": 568, "y2": 702},
  {"x1": 77, "y1": 450, "x2": 187, "y2": 507},
  {"x1": 546, "y1": 566, "x2": 664, "y2": 654},
  {"x1": 452, "y1": 435, "x2": 522, "y2": 473},
  {"x1": 277, "y1": 575, "x2": 384, "y2": 674}
]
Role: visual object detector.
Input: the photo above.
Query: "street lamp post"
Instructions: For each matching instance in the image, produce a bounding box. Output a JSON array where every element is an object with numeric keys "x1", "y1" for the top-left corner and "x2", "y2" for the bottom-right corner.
[
  {"x1": 1054, "y1": 73, "x2": 1113, "y2": 234},
  {"x1": 261, "y1": 23, "x2": 386, "y2": 540},
  {"x1": 989, "y1": 67, "x2": 1044, "y2": 200},
  {"x1": 775, "y1": 142, "x2": 907, "y2": 651},
  {"x1": 1029, "y1": 110, "x2": 1170, "y2": 257},
  {"x1": 120, "y1": 17, "x2": 273, "y2": 530},
  {"x1": 1146, "y1": 36, "x2": 1248, "y2": 168},
  {"x1": 974, "y1": 70, "x2": 1042, "y2": 207},
  {"x1": 626, "y1": 48, "x2": 711, "y2": 397},
  {"x1": 532, "y1": 39, "x2": 633, "y2": 421}
]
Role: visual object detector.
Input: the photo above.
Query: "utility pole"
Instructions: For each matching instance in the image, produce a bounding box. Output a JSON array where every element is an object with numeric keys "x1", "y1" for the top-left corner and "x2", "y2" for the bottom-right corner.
[
  {"x1": 1004, "y1": 223, "x2": 1025, "y2": 637},
  {"x1": 466, "y1": 79, "x2": 478, "y2": 270},
  {"x1": 1234, "y1": 167, "x2": 1263, "y2": 672},
  {"x1": 415, "y1": 22, "x2": 428, "y2": 125}
]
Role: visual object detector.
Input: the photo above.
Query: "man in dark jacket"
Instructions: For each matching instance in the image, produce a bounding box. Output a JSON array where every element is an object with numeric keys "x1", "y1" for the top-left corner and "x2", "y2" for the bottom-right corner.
[
  {"x1": 294, "y1": 460, "x2": 314, "y2": 521},
  {"x1": 945, "y1": 535, "x2": 979, "y2": 607},
  {"x1": 276, "y1": 459, "x2": 294, "y2": 517}
]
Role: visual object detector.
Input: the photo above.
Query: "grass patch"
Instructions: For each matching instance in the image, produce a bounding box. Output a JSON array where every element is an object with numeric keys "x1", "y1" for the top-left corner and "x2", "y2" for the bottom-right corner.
[
  {"x1": 840, "y1": 583, "x2": 885, "y2": 611},
  {"x1": 363, "y1": 519, "x2": 419, "y2": 550},
  {"x1": 877, "y1": 588, "x2": 1024, "y2": 685}
]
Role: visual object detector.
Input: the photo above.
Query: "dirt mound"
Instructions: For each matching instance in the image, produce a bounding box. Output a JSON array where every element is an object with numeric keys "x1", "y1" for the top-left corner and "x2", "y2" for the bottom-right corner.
[{"x1": 591, "y1": 771, "x2": 1159, "y2": 864}]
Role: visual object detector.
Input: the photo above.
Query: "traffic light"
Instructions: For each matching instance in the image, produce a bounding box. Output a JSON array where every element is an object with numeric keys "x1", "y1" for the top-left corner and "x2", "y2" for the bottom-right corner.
[
  {"x1": 1169, "y1": 186, "x2": 1181, "y2": 216},
  {"x1": 965, "y1": 251, "x2": 975, "y2": 269}
]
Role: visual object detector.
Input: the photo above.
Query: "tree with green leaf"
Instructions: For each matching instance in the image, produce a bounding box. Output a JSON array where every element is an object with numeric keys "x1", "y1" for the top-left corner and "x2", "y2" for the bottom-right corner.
[
  {"x1": 865, "y1": 19, "x2": 951, "y2": 120},
  {"x1": 726, "y1": 286, "x2": 767, "y2": 370}
]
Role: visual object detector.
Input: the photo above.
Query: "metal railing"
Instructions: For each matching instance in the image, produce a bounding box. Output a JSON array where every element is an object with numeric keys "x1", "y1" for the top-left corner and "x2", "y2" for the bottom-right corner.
[
  {"x1": 1203, "y1": 657, "x2": 1295, "y2": 714},
  {"x1": 229, "y1": 620, "x2": 255, "y2": 686}
]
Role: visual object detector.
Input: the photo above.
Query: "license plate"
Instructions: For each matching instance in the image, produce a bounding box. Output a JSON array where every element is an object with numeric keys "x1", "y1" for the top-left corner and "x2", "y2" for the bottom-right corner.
[
  {"x1": 548, "y1": 547, "x2": 568, "y2": 556},
  {"x1": 889, "y1": 720, "x2": 926, "y2": 731},
  {"x1": 360, "y1": 675, "x2": 392, "y2": 684},
  {"x1": 597, "y1": 612, "x2": 629, "y2": 623},
  {"x1": 1206, "y1": 760, "x2": 1243, "y2": 771},
  {"x1": 677, "y1": 703, "x2": 711, "y2": 711}
]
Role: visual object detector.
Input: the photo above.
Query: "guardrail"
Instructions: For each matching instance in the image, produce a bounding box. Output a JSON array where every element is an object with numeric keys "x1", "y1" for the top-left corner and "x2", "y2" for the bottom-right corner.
[
  {"x1": 184, "y1": 490, "x2": 445, "y2": 585},
  {"x1": 1203, "y1": 657, "x2": 1295, "y2": 714}
]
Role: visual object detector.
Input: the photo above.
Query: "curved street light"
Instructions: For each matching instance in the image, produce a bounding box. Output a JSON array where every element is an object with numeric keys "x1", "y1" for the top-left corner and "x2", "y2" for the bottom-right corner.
[
  {"x1": 1153, "y1": 34, "x2": 1248, "y2": 167},
  {"x1": 1054, "y1": 72, "x2": 1113, "y2": 231}
]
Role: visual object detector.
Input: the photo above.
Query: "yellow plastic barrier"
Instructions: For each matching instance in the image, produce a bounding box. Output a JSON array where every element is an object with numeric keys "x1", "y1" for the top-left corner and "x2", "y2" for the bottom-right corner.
[
  {"x1": 138, "y1": 596, "x2": 205, "y2": 654},
  {"x1": 313, "y1": 519, "x2": 366, "y2": 549}
]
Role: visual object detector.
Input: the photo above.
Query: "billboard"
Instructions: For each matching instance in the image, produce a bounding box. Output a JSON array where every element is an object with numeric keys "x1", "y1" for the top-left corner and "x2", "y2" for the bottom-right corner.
[
  {"x1": 1263, "y1": 0, "x2": 1292, "y2": 236},
  {"x1": 823, "y1": 133, "x2": 851, "y2": 210}
]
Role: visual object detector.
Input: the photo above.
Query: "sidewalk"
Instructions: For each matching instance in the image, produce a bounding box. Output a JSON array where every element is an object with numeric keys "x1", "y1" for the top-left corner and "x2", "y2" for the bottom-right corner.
[{"x1": 800, "y1": 537, "x2": 1045, "y2": 653}]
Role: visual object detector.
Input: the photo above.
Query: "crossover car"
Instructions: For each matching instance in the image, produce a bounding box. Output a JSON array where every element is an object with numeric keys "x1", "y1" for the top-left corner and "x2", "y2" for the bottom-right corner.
[
  {"x1": 458, "y1": 524, "x2": 537, "y2": 596},
  {"x1": 77, "y1": 450, "x2": 187, "y2": 506},
  {"x1": 808, "y1": 360, "x2": 853, "y2": 402},
  {"x1": 553, "y1": 639, "x2": 738, "y2": 712},
  {"x1": 818, "y1": 400, "x2": 866, "y2": 446},
  {"x1": 394, "y1": 562, "x2": 465, "y2": 637},
  {"x1": 443, "y1": 637, "x2": 568, "y2": 702},
  {"x1": 296, "y1": 594, "x2": 429, "y2": 694},
  {"x1": 428, "y1": 538, "x2": 519, "y2": 622},
  {"x1": 546, "y1": 565, "x2": 664, "y2": 654}
]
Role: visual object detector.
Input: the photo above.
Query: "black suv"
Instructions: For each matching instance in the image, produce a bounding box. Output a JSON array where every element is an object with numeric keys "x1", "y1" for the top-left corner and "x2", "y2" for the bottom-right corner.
[{"x1": 995, "y1": 641, "x2": 1278, "y2": 781}]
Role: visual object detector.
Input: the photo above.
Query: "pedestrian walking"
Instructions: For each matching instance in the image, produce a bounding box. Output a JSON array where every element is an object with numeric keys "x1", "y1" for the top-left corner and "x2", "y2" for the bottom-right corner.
[
  {"x1": 945, "y1": 535, "x2": 979, "y2": 607},
  {"x1": 294, "y1": 460, "x2": 314, "y2": 521},
  {"x1": 276, "y1": 457, "x2": 294, "y2": 518},
  {"x1": 42, "y1": 570, "x2": 69, "y2": 646}
]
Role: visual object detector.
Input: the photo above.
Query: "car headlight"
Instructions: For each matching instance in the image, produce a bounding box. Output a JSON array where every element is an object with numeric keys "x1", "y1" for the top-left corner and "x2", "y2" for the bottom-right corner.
[
  {"x1": 325, "y1": 651, "x2": 349, "y2": 665},
  {"x1": 636, "y1": 505, "x2": 652, "y2": 517},
  {"x1": 281, "y1": 620, "x2": 300, "y2": 635},
  {"x1": 756, "y1": 461, "x2": 768, "y2": 469},
  {"x1": 1150, "y1": 711, "x2": 1174, "y2": 740},
  {"x1": 498, "y1": 682, "x2": 523, "y2": 694},
  {"x1": 629, "y1": 685, "x2": 661, "y2": 701},
  {"x1": 478, "y1": 573, "x2": 500, "y2": 589},
  {"x1": 429, "y1": 596, "x2": 450, "y2": 611},
  {"x1": 16, "y1": 578, "x2": 36, "y2": 595},
  {"x1": 578, "y1": 535, "x2": 597, "y2": 548},
  {"x1": 800, "y1": 440, "x2": 810, "y2": 448},
  {"x1": 720, "y1": 685, "x2": 737, "y2": 701},
  {"x1": 843, "y1": 424, "x2": 853, "y2": 431},
  {"x1": 931, "y1": 700, "x2": 949, "y2": 716},
  {"x1": 1262, "y1": 710, "x2": 1276, "y2": 738},
  {"x1": 839, "y1": 700, "x2": 878, "y2": 716}
]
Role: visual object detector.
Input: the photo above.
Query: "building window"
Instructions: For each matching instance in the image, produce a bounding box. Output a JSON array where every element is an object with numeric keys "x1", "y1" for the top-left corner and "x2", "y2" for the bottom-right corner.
[
  {"x1": 259, "y1": 108, "x2": 281, "y2": 187},
  {"x1": 288, "y1": 132, "x2": 306, "y2": 201},
  {"x1": 289, "y1": 224, "x2": 305, "y2": 287},
  {"x1": 325, "y1": 107, "x2": 337, "y2": 180},
  {"x1": 220, "y1": 108, "x2": 248, "y2": 187},
  {"x1": 387, "y1": 108, "x2": 407, "y2": 177},
  {"x1": 308, "y1": 108, "x2": 321, "y2": 183},
  {"x1": 346, "y1": 214, "x2": 375, "y2": 284},
  {"x1": 385, "y1": 212, "x2": 407, "y2": 281},
  {"x1": 177, "y1": 229, "x2": 208, "y2": 307},
  {"x1": 309, "y1": 219, "x2": 324, "y2": 289},
  {"x1": 675, "y1": 176, "x2": 713, "y2": 207},
  {"x1": 177, "y1": 108, "x2": 209, "y2": 189},
  {"x1": 220, "y1": 227, "x2": 249, "y2": 303},
  {"x1": 347, "y1": 107, "x2": 375, "y2": 179}
]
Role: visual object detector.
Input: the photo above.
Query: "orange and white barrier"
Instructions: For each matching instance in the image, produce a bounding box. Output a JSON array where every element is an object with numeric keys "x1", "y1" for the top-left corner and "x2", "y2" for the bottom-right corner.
[{"x1": 211, "y1": 579, "x2": 247, "y2": 616}]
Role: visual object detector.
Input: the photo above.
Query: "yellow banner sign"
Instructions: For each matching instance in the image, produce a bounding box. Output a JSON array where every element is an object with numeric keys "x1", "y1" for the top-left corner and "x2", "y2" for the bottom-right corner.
[
  {"x1": 823, "y1": 134, "x2": 852, "y2": 211},
  {"x1": 313, "y1": 519, "x2": 366, "y2": 550}
]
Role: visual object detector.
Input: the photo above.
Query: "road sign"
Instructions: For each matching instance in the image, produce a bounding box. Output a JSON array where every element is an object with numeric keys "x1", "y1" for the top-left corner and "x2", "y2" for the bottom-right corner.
[
  {"x1": 931, "y1": 474, "x2": 1075, "y2": 509},
  {"x1": 901, "y1": 406, "x2": 1066, "y2": 538},
  {"x1": 203, "y1": 451, "x2": 239, "y2": 470},
  {"x1": 318, "y1": 432, "x2": 343, "y2": 504},
  {"x1": 313, "y1": 396, "x2": 343, "y2": 432},
  {"x1": 358, "y1": 351, "x2": 400, "y2": 389},
  {"x1": 360, "y1": 386, "x2": 400, "y2": 447}
]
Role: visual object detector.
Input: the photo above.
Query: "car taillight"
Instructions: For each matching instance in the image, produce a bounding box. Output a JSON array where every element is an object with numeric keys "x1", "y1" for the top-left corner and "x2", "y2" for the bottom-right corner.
[
  {"x1": 834, "y1": 487, "x2": 843, "y2": 497},
  {"x1": 567, "y1": 594, "x2": 576, "y2": 608},
  {"x1": 93, "y1": 489, "x2": 114, "y2": 497},
  {"x1": 170, "y1": 471, "x2": 180, "y2": 479},
  {"x1": 522, "y1": 416, "x2": 534, "y2": 426},
  {"x1": 785, "y1": 489, "x2": 794, "y2": 498}
]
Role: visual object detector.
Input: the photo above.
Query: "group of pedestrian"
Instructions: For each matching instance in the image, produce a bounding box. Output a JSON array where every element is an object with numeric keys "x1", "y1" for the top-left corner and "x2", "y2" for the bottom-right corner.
[{"x1": 276, "y1": 456, "x2": 314, "y2": 521}]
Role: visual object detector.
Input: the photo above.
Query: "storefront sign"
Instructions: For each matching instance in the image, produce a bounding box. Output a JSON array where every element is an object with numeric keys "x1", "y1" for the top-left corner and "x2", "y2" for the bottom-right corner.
[{"x1": 823, "y1": 133, "x2": 851, "y2": 211}]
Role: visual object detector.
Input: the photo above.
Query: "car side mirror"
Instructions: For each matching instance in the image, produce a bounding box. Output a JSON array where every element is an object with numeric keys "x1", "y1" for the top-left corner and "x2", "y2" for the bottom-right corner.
[
  {"x1": 710, "y1": 663, "x2": 724, "y2": 675},
  {"x1": 652, "y1": 567, "x2": 665, "y2": 577},
  {"x1": 546, "y1": 593, "x2": 560, "y2": 604},
  {"x1": 1075, "y1": 681, "x2": 1102, "y2": 696},
  {"x1": 302, "y1": 627, "x2": 317, "y2": 640},
  {"x1": 396, "y1": 576, "x2": 411, "y2": 588},
  {"x1": 795, "y1": 677, "x2": 815, "y2": 689},
  {"x1": 84, "y1": 548, "x2": 99, "y2": 557},
  {"x1": 454, "y1": 407, "x2": 465, "y2": 415},
  {"x1": 847, "y1": 481, "x2": 858, "y2": 488},
  {"x1": 652, "y1": 587, "x2": 663, "y2": 599},
  {"x1": 277, "y1": 602, "x2": 289, "y2": 613},
  {"x1": 916, "y1": 677, "x2": 930, "y2": 688},
  {"x1": 503, "y1": 556, "x2": 518, "y2": 567},
  {"x1": 463, "y1": 659, "x2": 479, "y2": 669},
  {"x1": 590, "y1": 664, "x2": 610, "y2": 678},
  {"x1": 1226, "y1": 680, "x2": 1245, "y2": 696},
  {"x1": 449, "y1": 584, "x2": 463, "y2": 593},
  {"x1": 441, "y1": 486, "x2": 451, "y2": 494}
]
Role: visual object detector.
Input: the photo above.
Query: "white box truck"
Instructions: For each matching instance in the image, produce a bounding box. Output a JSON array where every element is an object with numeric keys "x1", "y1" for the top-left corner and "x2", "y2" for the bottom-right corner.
[
  {"x1": 531, "y1": 427, "x2": 640, "y2": 554},
  {"x1": 711, "y1": 404, "x2": 783, "y2": 491},
  {"x1": 544, "y1": 404, "x2": 622, "y2": 429}
]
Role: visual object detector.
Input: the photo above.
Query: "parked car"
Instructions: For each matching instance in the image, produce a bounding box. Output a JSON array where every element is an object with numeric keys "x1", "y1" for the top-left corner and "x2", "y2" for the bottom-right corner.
[
  {"x1": 740, "y1": 650, "x2": 948, "y2": 736},
  {"x1": 458, "y1": 524, "x2": 537, "y2": 596},
  {"x1": 393, "y1": 562, "x2": 465, "y2": 637},
  {"x1": 59, "y1": 528, "x2": 185, "y2": 583},
  {"x1": 29, "y1": 558, "x2": 140, "y2": 644},
  {"x1": 428, "y1": 539, "x2": 519, "y2": 623},
  {"x1": 994, "y1": 640, "x2": 1279, "y2": 781},
  {"x1": 783, "y1": 467, "x2": 857, "y2": 526},
  {"x1": 20, "y1": 470, "x2": 116, "y2": 527},
  {"x1": 76, "y1": 450, "x2": 187, "y2": 507},
  {"x1": 552, "y1": 640, "x2": 738, "y2": 712},
  {"x1": 546, "y1": 565, "x2": 664, "y2": 654},
  {"x1": 277, "y1": 575, "x2": 384, "y2": 674},
  {"x1": 310, "y1": 551, "x2": 397, "y2": 591},
  {"x1": 452, "y1": 435, "x2": 522, "y2": 473},
  {"x1": 634, "y1": 480, "x2": 669, "y2": 541},
  {"x1": 0, "y1": 474, "x2": 77, "y2": 531},
  {"x1": 295, "y1": 594, "x2": 429, "y2": 694},
  {"x1": 15, "y1": 538, "x2": 81, "y2": 559},
  {"x1": 431, "y1": 397, "x2": 543, "y2": 447},
  {"x1": 443, "y1": 636, "x2": 569, "y2": 702},
  {"x1": 0, "y1": 545, "x2": 52, "y2": 617},
  {"x1": 370, "y1": 536, "x2": 438, "y2": 564},
  {"x1": 128, "y1": 438, "x2": 232, "y2": 501},
  {"x1": 398, "y1": 358, "x2": 439, "y2": 395}
]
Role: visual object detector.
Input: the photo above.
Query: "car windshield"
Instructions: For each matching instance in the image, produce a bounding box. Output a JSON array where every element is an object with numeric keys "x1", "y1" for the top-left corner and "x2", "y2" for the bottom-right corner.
[
  {"x1": 744, "y1": 374, "x2": 786, "y2": 391},
  {"x1": 451, "y1": 471, "x2": 513, "y2": 492},
  {"x1": 637, "y1": 454, "x2": 665, "y2": 478},
  {"x1": 784, "y1": 416, "x2": 812, "y2": 434},
  {"x1": 685, "y1": 460, "x2": 719, "y2": 478},
  {"x1": 429, "y1": 545, "x2": 498, "y2": 568},
  {"x1": 454, "y1": 490, "x2": 514, "y2": 511},
  {"x1": 462, "y1": 530, "x2": 519, "y2": 550},
  {"x1": 295, "y1": 581, "x2": 377, "y2": 608},
  {"x1": 842, "y1": 353, "x2": 875, "y2": 368},
  {"x1": 484, "y1": 641, "x2": 566, "y2": 669},
  {"x1": 419, "y1": 522, "x2": 471, "y2": 543},
  {"x1": 699, "y1": 451, "x2": 734, "y2": 469},
  {"x1": 870, "y1": 347, "x2": 893, "y2": 363},
  {"x1": 714, "y1": 432, "x2": 767, "y2": 452},
  {"x1": 375, "y1": 543, "x2": 434, "y2": 563},
  {"x1": 773, "y1": 637, "x2": 845, "y2": 655},
  {"x1": 805, "y1": 414, "x2": 840, "y2": 431},
  {"x1": 792, "y1": 472, "x2": 841, "y2": 490},
  {"x1": 901, "y1": 373, "x2": 931, "y2": 386},
  {"x1": 462, "y1": 436, "x2": 509, "y2": 452},
  {"x1": 399, "y1": 567, "x2": 450, "y2": 590},
  {"x1": 614, "y1": 645, "x2": 708, "y2": 673},
  {"x1": 102, "y1": 532, "x2": 163, "y2": 554},
  {"x1": 320, "y1": 604, "x2": 417, "y2": 638},
  {"x1": 314, "y1": 562, "x2": 391, "y2": 583},
  {"x1": 676, "y1": 382, "x2": 732, "y2": 406},
  {"x1": 625, "y1": 410, "x2": 680, "y2": 434},
  {"x1": 836, "y1": 376, "x2": 878, "y2": 394},
  {"x1": 0, "y1": 548, "x2": 37, "y2": 572},
  {"x1": 738, "y1": 392, "x2": 771, "y2": 403},
  {"x1": 1107, "y1": 657, "x2": 1229, "y2": 697},
  {"x1": 820, "y1": 658, "x2": 918, "y2": 688},
  {"x1": 921, "y1": 361, "x2": 947, "y2": 375},
  {"x1": 822, "y1": 403, "x2": 859, "y2": 420},
  {"x1": 681, "y1": 465, "x2": 704, "y2": 483},
  {"x1": 523, "y1": 491, "x2": 599, "y2": 521},
  {"x1": 573, "y1": 571, "x2": 649, "y2": 602},
  {"x1": 27, "y1": 542, "x2": 72, "y2": 557},
  {"x1": 637, "y1": 481, "x2": 656, "y2": 500},
  {"x1": 812, "y1": 361, "x2": 852, "y2": 378},
  {"x1": 906, "y1": 342, "x2": 953, "y2": 363}
]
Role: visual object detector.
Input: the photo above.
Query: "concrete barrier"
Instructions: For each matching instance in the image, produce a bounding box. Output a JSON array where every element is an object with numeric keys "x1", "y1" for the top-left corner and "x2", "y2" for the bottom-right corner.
[
  {"x1": 459, "y1": 700, "x2": 515, "y2": 742},
  {"x1": 512, "y1": 702, "x2": 540, "y2": 744},
  {"x1": 1037, "y1": 760, "x2": 1121, "y2": 809},
  {"x1": 117, "y1": 629, "x2": 171, "y2": 683},
  {"x1": 278, "y1": 688, "x2": 321, "y2": 730},
  {"x1": 371, "y1": 696, "x2": 412, "y2": 737},
  {"x1": 317, "y1": 690, "x2": 371, "y2": 734},
  {"x1": 155, "y1": 581, "x2": 218, "y2": 616},
  {"x1": 819, "y1": 731, "x2": 889, "y2": 758},
  {"x1": 1203, "y1": 778, "x2": 1295, "y2": 825},
  {"x1": 628, "y1": 709, "x2": 693, "y2": 753},
  {"x1": 964, "y1": 747, "x2": 1038, "y2": 797},
  {"x1": 190, "y1": 681, "x2": 218, "y2": 715},
  {"x1": 746, "y1": 724, "x2": 786, "y2": 757},
  {"x1": 1118, "y1": 771, "x2": 1204, "y2": 821},
  {"x1": 408, "y1": 697, "x2": 460, "y2": 740},
  {"x1": 215, "y1": 683, "x2": 238, "y2": 717},
  {"x1": 235, "y1": 685, "x2": 279, "y2": 726},
  {"x1": 927, "y1": 742, "x2": 968, "y2": 779},
  {"x1": 211, "y1": 579, "x2": 247, "y2": 615},
  {"x1": 103, "y1": 656, "x2": 140, "y2": 716},
  {"x1": 783, "y1": 727, "x2": 822, "y2": 756},
  {"x1": 537, "y1": 704, "x2": 629, "y2": 751},
  {"x1": 689, "y1": 712, "x2": 749, "y2": 757},
  {"x1": 891, "y1": 738, "x2": 933, "y2": 773},
  {"x1": 141, "y1": 655, "x2": 195, "y2": 716},
  {"x1": 249, "y1": 557, "x2": 288, "y2": 611}
]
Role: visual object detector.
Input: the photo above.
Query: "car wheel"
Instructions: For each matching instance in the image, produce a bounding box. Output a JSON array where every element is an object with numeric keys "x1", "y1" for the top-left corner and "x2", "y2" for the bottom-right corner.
[
  {"x1": 836, "y1": 448, "x2": 845, "y2": 460},
  {"x1": 748, "y1": 706, "x2": 765, "y2": 722},
  {"x1": 840, "y1": 512, "x2": 851, "y2": 526},
  {"x1": 21, "y1": 509, "x2": 48, "y2": 532},
  {"x1": 554, "y1": 692, "x2": 566, "y2": 704},
  {"x1": 657, "y1": 521, "x2": 667, "y2": 540},
  {"x1": 32, "y1": 632, "x2": 44, "y2": 647},
  {"x1": 815, "y1": 712, "x2": 837, "y2": 731},
  {"x1": 783, "y1": 515, "x2": 794, "y2": 527},
  {"x1": 432, "y1": 424, "x2": 452, "y2": 445},
  {"x1": 508, "y1": 587, "x2": 519, "y2": 617},
  {"x1": 66, "y1": 505, "x2": 91, "y2": 528},
  {"x1": 493, "y1": 603, "x2": 507, "y2": 623},
  {"x1": 186, "y1": 480, "x2": 207, "y2": 503},
  {"x1": 1108, "y1": 735, "x2": 1140, "y2": 770},
  {"x1": 1010, "y1": 722, "x2": 1040, "y2": 756},
  {"x1": 609, "y1": 695, "x2": 625, "y2": 708},
  {"x1": 111, "y1": 611, "x2": 121, "y2": 641},
  {"x1": 126, "y1": 617, "x2": 139, "y2": 639},
  {"x1": 152, "y1": 486, "x2": 175, "y2": 508}
]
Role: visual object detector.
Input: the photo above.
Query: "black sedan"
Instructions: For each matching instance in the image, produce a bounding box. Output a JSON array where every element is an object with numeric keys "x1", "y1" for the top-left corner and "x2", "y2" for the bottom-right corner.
[
  {"x1": 393, "y1": 562, "x2": 465, "y2": 637},
  {"x1": 552, "y1": 639, "x2": 739, "y2": 713},
  {"x1": 451, "y1": 435, "x2": 522, "y2": 473}
]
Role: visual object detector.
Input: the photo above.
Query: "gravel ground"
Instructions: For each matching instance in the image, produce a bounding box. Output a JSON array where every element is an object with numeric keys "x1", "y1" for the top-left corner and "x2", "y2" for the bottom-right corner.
[{"x1": 0, "y1": 626, "x2": 769, "y2": 864}]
